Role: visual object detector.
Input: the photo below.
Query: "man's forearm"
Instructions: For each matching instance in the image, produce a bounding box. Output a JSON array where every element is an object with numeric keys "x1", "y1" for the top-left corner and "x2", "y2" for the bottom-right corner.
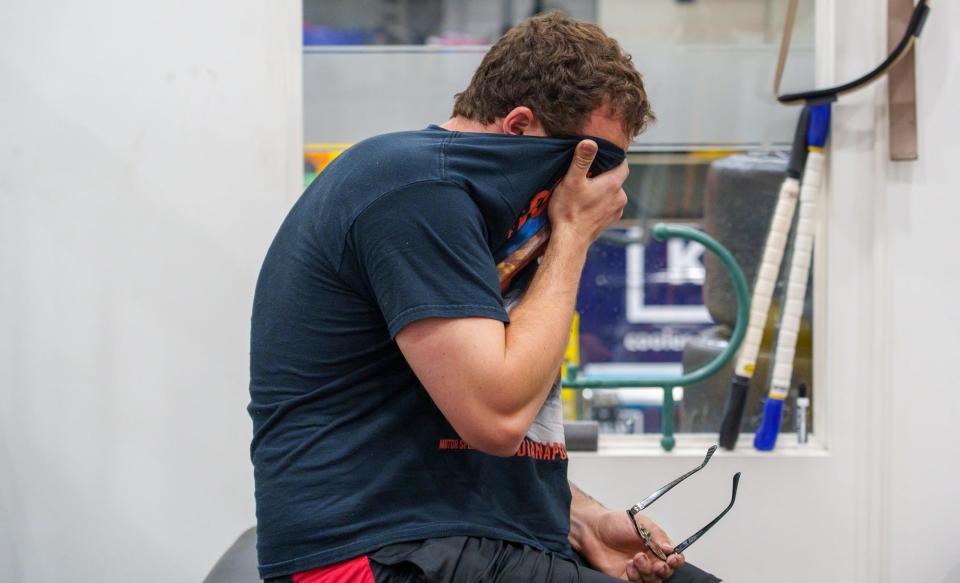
[
  {"x1": 568, "y1": 481, "x2": 609, "y2": 556},
  {"x1": 497, "y1": 227, "x2": 590, "y2": 424}
]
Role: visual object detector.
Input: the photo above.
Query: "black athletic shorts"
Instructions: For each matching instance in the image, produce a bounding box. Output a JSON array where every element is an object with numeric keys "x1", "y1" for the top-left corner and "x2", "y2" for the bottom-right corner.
[{"x1": 267, "y1": 536, "x2": 721, "y2": 582}]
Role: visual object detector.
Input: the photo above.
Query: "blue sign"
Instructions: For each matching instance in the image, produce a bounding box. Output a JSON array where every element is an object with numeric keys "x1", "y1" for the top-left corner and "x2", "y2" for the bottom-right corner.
[{"x1": 576, "y1": 226, "x2": 714, "y2": 375}]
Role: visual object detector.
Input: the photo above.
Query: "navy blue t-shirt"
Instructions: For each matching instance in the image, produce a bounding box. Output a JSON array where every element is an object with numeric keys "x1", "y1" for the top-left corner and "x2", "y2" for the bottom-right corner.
[{"x1": 249, "y1": 126, "x2": 624, "y2": 578}]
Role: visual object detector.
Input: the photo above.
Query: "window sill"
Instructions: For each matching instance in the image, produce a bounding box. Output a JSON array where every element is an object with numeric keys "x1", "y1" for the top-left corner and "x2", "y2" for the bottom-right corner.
[{"x1": 569, "y1": 433, "x2": 830, "y2": 458}]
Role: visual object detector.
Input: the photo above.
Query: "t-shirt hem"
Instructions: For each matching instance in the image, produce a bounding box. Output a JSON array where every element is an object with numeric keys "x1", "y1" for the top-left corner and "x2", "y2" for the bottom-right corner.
[
  {"x1": 257, "y1": 523, "x2": 569, "y2": 579},
  {"x1": 387, "y1": 304, "x2": 509, "y2": 339}
]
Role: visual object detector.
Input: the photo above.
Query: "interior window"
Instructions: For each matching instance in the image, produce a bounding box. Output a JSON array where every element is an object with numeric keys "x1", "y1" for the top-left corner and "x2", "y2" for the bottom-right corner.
[{"x1": 302, "y1": 0, "x2": 817, "y2": 439}]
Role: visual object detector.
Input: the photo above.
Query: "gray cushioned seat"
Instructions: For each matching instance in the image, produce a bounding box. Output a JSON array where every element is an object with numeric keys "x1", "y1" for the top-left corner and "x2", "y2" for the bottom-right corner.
[{"x1": 203, "y1": 527, "x2": 260, "y2": 583}]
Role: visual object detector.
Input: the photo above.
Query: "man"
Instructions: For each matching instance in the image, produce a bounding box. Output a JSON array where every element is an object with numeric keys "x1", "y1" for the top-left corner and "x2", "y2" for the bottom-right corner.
[{"x1": 249, "y1": 12, "x2": 722, "y2": 583}]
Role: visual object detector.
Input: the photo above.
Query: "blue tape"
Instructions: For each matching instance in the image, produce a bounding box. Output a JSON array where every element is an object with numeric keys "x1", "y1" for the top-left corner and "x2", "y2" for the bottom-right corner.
[
  {"x1": 753, "y1": 398, "x2": 785, "y2": 451},
  {"x1": 806, "y1": 103, "x2": 832, "y2": 149}
]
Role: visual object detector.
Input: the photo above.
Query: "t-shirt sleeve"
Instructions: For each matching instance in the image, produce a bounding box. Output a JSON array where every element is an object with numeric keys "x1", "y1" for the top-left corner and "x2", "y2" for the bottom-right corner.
[{"x1": 346, "y1": 180, "x2": 509, "y2": 338}]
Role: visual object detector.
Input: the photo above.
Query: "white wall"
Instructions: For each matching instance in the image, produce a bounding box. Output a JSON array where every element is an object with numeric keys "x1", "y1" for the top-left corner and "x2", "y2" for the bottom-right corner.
[
  {"x1": 574, "y1": 2, "x2": 960, "y2": 582},
  {"x1": 884, "y1": 1, "x2": 960, "y2": 580},
  {"x1": 0, "y1": 2, "x2": 302, "y2": 582}
]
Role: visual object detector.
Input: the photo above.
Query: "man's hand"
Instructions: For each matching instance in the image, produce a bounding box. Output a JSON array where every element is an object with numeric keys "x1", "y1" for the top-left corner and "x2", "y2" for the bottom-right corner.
[
  {"x1": 589, "y1": 510, "x2": 685, "y2": 583},
  {"x1": 548, "y1": 139, "x2": 629, "y2": 247},
  {"x1": 569, "y1": 483, "x2": 683, "y2": 583}
]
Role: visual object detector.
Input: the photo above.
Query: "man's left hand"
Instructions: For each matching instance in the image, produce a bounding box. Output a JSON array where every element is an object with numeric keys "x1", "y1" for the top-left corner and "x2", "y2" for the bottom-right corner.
[{"x1": 582, "y1": 510, "x2": 685, "y2": 583}]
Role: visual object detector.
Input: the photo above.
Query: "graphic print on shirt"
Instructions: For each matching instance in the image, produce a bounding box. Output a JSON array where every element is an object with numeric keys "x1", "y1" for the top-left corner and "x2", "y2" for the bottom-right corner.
[{"x1": 496, "y1": 186, "x2": 554, "y2": 291}]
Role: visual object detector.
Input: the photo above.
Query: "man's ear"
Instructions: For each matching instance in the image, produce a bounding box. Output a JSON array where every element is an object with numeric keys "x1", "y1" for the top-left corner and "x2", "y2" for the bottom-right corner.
[{"x1": 501, "y1": 107, "x2": 537, "y2": 136}]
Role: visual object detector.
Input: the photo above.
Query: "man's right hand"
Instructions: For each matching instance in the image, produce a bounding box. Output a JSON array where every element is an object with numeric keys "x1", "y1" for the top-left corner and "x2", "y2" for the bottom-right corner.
[{"x1": 548, "y1": 139, "x2": 629, "y2": 248}]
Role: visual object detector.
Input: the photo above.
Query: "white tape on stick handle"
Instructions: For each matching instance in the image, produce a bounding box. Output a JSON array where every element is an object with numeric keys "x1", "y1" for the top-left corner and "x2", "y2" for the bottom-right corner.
[
  {"x1": 769, "y1": 151, "x2": 824, "y2": 398},
  {"x1": 733, "y1": 177, "x2": 800, "y2": 378}
]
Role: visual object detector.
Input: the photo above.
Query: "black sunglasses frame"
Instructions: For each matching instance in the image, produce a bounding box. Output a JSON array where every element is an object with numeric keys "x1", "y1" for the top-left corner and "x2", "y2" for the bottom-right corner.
[{"x1": 626, "y1": 445, "x2": 741, "y2": 560}]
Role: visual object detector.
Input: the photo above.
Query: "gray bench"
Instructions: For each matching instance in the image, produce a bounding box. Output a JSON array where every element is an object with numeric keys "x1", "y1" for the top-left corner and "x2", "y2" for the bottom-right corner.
[{"x1": 203, "y1": 527, "x2": 260, "y2": 583}]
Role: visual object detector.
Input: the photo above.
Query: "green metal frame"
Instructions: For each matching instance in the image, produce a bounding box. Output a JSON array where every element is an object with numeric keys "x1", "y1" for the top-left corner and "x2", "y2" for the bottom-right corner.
[{"x1": 562, "y1": 224, "x2": 750, "y2": 451}]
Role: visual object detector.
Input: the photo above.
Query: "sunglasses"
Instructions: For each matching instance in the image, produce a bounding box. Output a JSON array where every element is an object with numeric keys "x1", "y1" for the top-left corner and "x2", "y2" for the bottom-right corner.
[{"x1": 626, "y1": 445, "x2": 741, "y2": 561}]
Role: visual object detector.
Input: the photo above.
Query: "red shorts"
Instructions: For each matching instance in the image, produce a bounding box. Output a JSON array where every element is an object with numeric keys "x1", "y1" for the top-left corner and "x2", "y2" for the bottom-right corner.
[{"x1": 290, "y1": 555, "x2": 375, "y2": 583}]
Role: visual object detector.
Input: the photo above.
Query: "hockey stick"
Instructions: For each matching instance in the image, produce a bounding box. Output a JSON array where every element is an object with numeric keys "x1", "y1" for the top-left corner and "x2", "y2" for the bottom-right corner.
[
  {"x1": 754, "y1": 104, "x2": 829, "y2": 450},
  {"x1": 717, "y1": 107, "x2": 811, "y2": 450}
]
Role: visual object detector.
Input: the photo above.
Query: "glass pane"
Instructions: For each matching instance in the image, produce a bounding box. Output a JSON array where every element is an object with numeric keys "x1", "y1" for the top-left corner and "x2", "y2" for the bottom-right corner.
[
  {"x1": 566, "y1": 148, "x2": 814, "y2": 436},
  {"x1": 304, "y1": 1, "x2": 599, "y2": 46},
  {"x1": 303, "y1": 1, "x2": 814, "y2": 148}
]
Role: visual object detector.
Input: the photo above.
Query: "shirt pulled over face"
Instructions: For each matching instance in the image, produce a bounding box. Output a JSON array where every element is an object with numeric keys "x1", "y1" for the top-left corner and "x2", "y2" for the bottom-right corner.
[{"x1": 248, "y1": 125, "x2": 625, "y2": 579}]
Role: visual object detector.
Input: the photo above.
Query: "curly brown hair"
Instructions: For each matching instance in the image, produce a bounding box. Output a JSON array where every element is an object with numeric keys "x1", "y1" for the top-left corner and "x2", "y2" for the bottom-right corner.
[{"x1": 452, "y1": 11, "x2": 654, "y2": 139}]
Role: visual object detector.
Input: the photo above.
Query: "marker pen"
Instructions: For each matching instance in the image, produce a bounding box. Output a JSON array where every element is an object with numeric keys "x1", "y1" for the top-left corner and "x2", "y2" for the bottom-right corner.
[{"x1": 796, "y1": 383, "x2": 810, "y2": 445}]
